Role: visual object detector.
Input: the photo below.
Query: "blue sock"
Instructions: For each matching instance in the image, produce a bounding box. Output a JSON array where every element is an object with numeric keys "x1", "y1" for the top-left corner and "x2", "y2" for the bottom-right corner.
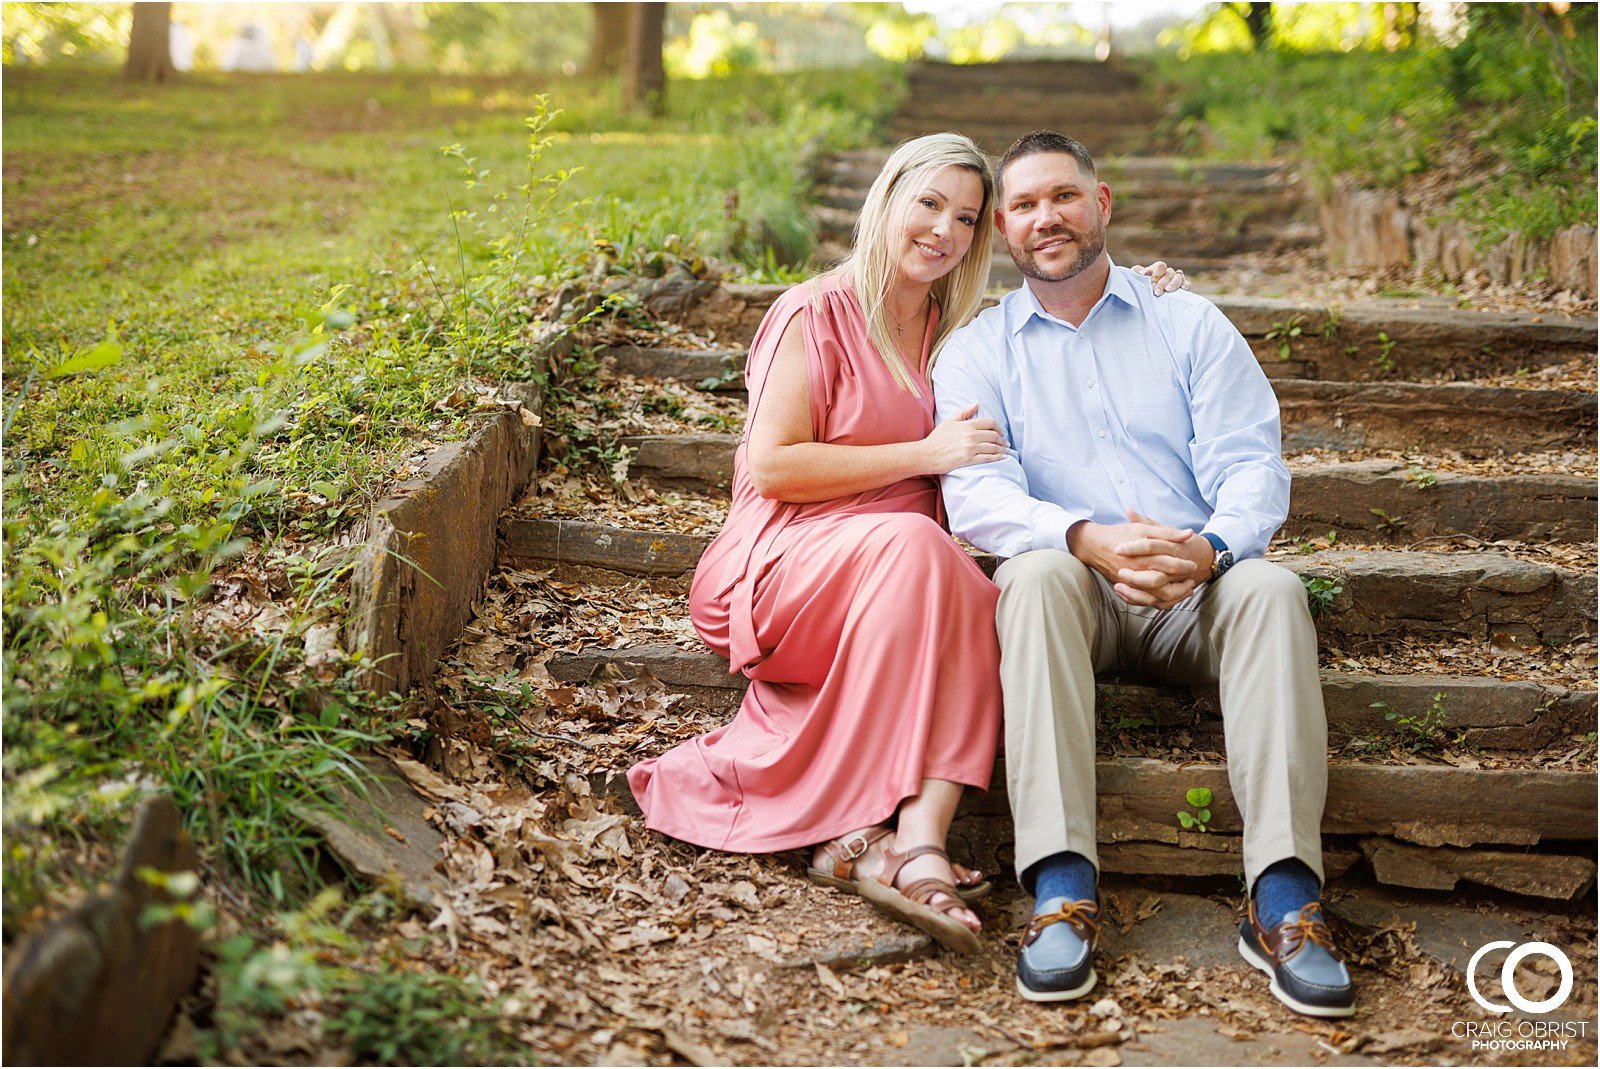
[
  {"x1": 1253, "y1": 858, "x2": 1322, "y2": 924},
  {"x1": 1025, "y1": 851, "x2": 1097, "y2": 911}
]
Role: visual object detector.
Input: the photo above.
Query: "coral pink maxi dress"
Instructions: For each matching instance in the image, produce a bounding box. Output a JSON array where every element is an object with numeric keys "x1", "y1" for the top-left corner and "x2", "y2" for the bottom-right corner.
[{"x1": 628, "y1": 274, "x2": 1003, "y2": 852}]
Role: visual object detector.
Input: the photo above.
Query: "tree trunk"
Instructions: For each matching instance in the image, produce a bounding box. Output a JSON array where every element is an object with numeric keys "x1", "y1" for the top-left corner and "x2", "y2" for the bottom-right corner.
[
  {"x1": 124, "y1": 2, "x2": 175, "y2": 82},
  {"x1": 584, "y1": 1, "x2": 629, "y2": 76},
  {"x1": 623, "y1": 3, "x2": 666, "y2": 117},
  {"x1": 1243, "y1": 2, "x2": 1273, "y2": 48}
]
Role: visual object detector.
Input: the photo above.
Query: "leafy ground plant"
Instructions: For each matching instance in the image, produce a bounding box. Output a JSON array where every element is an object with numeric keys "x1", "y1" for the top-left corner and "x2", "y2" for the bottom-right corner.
[
  {"x1": 199, "y1": 888, "x2": 530, "y2": 1065},
  {"x1": 1300, "y1": 575, "x2": 1343, "y2": 616},
  {"x1": 1177, "y1": 786, "x2": 1213, "y2": 832},
  {"x1": 1370, "y1": 692, "x2": 1453, "y2": 754}
]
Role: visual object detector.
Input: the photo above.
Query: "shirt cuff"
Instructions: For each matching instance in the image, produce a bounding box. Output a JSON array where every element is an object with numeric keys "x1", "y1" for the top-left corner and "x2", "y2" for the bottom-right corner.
[
  {"x1": 1036, "y1": 509, "x2": 1088, "y2": 554},
  {"x1": 1202, "y1": 517, "x2": 1257, "y2": 561}
]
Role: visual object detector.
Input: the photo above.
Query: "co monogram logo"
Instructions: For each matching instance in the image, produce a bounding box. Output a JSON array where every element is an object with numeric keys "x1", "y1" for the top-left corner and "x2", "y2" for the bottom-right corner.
[{"x1": 1467, "y1": 941, "x2": 1574, "y2": 1015}]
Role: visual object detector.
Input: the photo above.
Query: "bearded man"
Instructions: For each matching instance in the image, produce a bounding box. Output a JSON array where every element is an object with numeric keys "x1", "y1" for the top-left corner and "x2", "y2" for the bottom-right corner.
[{"x1": 931, "y1": 131, "x2": 1354, "y2": 1018}]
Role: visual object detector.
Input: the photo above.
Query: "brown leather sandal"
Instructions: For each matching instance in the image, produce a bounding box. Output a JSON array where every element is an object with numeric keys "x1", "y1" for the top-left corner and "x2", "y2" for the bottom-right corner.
[
  {"x1": 854, "y1": 843, "x2": 983, "y2": 955},
  {"x1": 807, "y1": 828, "x2": 992, "y2": 903}
]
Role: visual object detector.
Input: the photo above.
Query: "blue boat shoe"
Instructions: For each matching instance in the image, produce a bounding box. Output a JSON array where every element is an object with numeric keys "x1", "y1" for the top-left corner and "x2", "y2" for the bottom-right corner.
[
  {"x1": 1016, "y1": 896, "x2": 1100, "y2": 1002},
  {"x1": 1238, "y1": 900, "x2": 1356, "y2": 1018}
]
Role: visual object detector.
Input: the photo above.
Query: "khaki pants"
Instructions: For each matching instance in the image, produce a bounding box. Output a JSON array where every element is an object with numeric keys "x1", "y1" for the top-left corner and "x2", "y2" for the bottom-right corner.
[{"x1": 995, "y1": 550, "x2": 1328, "y2": 890}]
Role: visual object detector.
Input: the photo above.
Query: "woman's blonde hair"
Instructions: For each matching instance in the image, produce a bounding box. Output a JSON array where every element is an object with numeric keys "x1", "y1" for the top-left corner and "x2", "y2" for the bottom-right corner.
[{"x1": 830, "y1": 132, "x2": 994, "y2": 394}]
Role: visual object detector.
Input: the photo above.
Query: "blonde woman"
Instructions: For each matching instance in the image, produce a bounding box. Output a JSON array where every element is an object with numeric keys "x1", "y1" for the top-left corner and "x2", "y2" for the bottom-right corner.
[{"x1": 629, "y1": 134, "x2": 1184, "y2": 953}]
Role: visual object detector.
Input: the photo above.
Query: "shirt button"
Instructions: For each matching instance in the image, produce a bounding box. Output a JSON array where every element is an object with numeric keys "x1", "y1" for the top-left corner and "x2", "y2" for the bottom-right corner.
[
  {"x1": 1115, "y1": 475, "x2": 1125, "y2": 483},
  {"x1": 1086, "y1": 379, "x2": 1096, "y2": 388},
  {"x1": 1098, "y1": 430, "x2": 1106, "y2": 438}
]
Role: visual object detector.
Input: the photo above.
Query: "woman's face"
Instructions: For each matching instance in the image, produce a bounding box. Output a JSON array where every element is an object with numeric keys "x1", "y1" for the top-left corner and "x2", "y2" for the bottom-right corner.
[{"x1": 893, "y1": 164, "x2": 985, "y2": 287}]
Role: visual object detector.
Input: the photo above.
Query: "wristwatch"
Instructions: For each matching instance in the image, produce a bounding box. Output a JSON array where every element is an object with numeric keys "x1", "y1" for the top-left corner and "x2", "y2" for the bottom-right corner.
[{"x1": 1201, "y1": 533, "x2": 1234, "y2": 581}]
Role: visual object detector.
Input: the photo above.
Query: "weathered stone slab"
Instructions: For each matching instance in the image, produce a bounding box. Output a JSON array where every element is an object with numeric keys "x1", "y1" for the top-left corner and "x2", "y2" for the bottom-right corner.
[
  {"x1": 604, "y1": 749, "x2": 1592, "y2": 858},
  {"x1": 347, "y1": 358, "x2": 552, "y2": 695},
  {"x1": 622, "y1": 279, "x2": 781, "y2": 346},
  {"x1": 1327, "y1": 892, "x2": 1552, "y2": 974},
  {"x1": 780, "y1": 930, "x2": 933, "y2": 971},
  {"x1": 549, "y1": 646, "x2": 1595, "y2": 751},
  {"x1": 1170, "y1": 761, "x2": 1591, "y2": 848},
  {"x1": 1285, "y1": 458, "x2": 1596, "y2": 544},
  {"x1": 549, "y1": 644, "x2": 736, "y2": 690},
  {"x1": 1319, "y1": 671, "x2": 1594, "y2": 751},
  {"x1": 1099, "y1": 887, "x2": 1248, "y2": 970},
  {"x1": 620, "y1": 433, "x2": 736, "y2": 495},
  {"x1": 1211, "y1": 295, "x2": 1596, "y2": 378},
  {"x1": 619, "y1": 435, "x2": 1598, "y2": 547},
  {"x1": 1276, "y1": 380, "x2": 1595, "y2": 454},
  {"x1": 816, "y1": 187, "x2": 1309, "y2": 230},
  {"x1": 1095, "y1": 839, "x2": 1360, "y2": 881},
  {"x1": 500, "y1": 517, "x2": 709, "y2": 576},
  {"x1": 629, "y1": 281, "x2": 1596, "y2": 370},
  {"x1": 953, "y1": 758, "x2": 1595, "y2": 850},
  {"x1": 297, "y1": 755, "x2": 447, "y2": 913},
  {"x1": 2, "y1": 795, "x2": 201, "y2": 1066},
  {"x1": 1360, "y1": 839, "x2": 1595, "y2": 899},
  {"x1": 1285, "y1": 549, "x2": 1596, "y2": 647},
  {"x1": 598, "y1": 345, "x2": 746, "y2": 390}
]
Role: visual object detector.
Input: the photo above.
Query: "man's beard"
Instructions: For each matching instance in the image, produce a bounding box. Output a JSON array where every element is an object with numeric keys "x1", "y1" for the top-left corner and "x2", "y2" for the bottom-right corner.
[{"x1": 1005, "y1": 222, "x2": 1107, "y2": 282}]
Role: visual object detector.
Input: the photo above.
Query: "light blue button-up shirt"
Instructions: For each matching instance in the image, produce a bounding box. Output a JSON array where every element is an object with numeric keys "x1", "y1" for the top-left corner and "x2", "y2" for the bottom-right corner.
[{"x1": 932, "y1": 264, "x2": 1289, "y2": 561}]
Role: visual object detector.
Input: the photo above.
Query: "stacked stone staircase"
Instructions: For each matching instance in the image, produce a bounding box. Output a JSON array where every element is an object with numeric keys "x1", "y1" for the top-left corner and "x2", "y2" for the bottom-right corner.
[
  {"x1": 490, "y1": 60, "x2": 1598, "y2": 900},
  {"x1": 813, "y1": 59, "x2": 1321, "y2": 284}
]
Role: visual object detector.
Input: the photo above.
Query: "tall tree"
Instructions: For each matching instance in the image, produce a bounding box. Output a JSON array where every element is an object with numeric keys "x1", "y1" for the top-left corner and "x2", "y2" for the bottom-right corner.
[
  {"x1": 622, "y1": 3, "x2": 666, "y2": 117},
  {"x1": 1241, "y1": 2, "x2": 1272, "y2": 48},
  {"x1": 584, "y1": 2, "x2": 629, "y2": 76},
  {"x1": 123, "y1": 1, "x2": 175, "y2": 82}
]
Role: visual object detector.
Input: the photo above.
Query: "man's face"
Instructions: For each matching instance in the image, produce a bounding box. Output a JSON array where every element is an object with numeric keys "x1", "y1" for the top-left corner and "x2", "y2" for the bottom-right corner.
[{"x1": 995, "y1": 152, "x2": 1112, "y2": 283}]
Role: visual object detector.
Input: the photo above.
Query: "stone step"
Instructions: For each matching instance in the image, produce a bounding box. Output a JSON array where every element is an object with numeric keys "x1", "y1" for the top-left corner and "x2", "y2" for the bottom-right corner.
[
  {"x1": 813, "y1": 207, "x2": 1319, "y2": 260},
  {"x1": 819, "y1": 158, "x2": 1301, "y2": 200},
  {"x1": 1295, "y1": 546, "x2": 1594, "y2": 647},
  {"x1": 599, "y1": 345, "x2": 746, "y2": 391},
  {"x1": 943, "y1": 758, "x2": 1597, "y2": 881},
  {"x1": 598, "y1": 754, "x2": 1596, "y2": 877},
  {"x1": 906, "y1": 58, "x2": 1146, "y2": 94},
  {"x1": 814, "y1": 185, "x2": 1313, "y2": 230},
  {"x1": 1285, "y1": 459, "x2": 1596, "y2": 544},
  {"x1": 603, "y1": 346, "x2": 1592, "y2": 456},
  {"x1": 547, "y1": 642, "x2": 1596, "y2": 752},
  {"x1": 885, "y1": 91, "x2": 1159, "y2": 126},
  {"x1": 593, "y1": 433, "x2": 1595, "y2": 542},
  {"x1": 1276, "y1": 380, "x2": 1595, "y2": 454},
  {"x1": 502, "y1": 513, "x2": 1596, "y2": 646},
  {"x1": 884, "y1": 121, "x2": 1154, "y2": 158},
  {"x1": 629, "y1": 279, "x2": 1596, "y2": 375}
]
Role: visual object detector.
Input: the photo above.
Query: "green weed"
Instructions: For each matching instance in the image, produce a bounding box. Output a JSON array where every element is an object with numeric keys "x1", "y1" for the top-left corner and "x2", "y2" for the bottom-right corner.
[
  {"x1": 1177, "y1": 786, "x2": 1213, "y2": 832},
  {"x1": 1370, "y1": 691, "x2": 1453, "y2": 754},
  {"x1": 1265, "y1": 314, "x2": 1305, "y2": 360},
  {"x1": 1368, "y1": 507, "x2": 1407, "y2": 535},
  {"x1": 1300, "y1": 575, "x2": 1342, "y2": 615},
  {"x1": 1404, "y1": 465, "x2": 1438, "y2": 490},
  {"x1": 199, "y1": 888, "x2": 529, "y2": 1065},
  {"x1": 1373, "y1": 331, "x2": 1400, "y2": 374}
]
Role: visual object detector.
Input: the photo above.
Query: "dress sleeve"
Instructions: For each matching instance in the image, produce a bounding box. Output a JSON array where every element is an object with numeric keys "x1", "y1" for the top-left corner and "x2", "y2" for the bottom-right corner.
[{"x1": 741, "y1": 283, "x2": 814, "y2": 436}]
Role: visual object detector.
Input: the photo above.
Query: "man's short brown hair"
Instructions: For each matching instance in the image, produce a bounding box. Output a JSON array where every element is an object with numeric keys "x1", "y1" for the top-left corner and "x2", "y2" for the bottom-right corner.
[{"x1": 996, "y1": 131, "x2": 1098, "y2": 196}]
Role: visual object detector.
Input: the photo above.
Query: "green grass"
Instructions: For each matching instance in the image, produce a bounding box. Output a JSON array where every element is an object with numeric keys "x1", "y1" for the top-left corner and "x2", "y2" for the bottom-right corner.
[
  {"x1": 1, "y1": 63, "x2": 898, "y2": 941},
  {"x1": 1152, "y1": 19, "x2": 1597, "y2": 249}
]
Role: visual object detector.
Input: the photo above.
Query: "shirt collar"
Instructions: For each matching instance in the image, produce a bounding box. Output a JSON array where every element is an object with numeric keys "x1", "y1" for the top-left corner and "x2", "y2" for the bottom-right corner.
[{"x1": 1007, "y1": 256, "x2": 1136, "y2": 335}]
